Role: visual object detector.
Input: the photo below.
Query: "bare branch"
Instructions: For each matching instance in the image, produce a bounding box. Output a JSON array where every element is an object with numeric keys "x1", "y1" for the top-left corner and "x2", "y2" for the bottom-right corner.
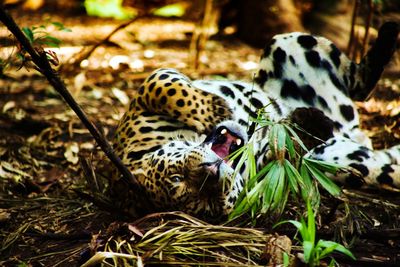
[{"x1": 0, "y1": 6, "x2": 138, "y2": 189}]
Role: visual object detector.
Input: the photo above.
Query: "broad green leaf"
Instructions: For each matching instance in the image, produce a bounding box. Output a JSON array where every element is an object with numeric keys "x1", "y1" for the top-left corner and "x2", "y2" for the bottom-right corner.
[
  {"x1": 300, "y1": 163, "x2": 318, "y2": 202},
  {"x1": 317, "y1": 241, "x2": 338, "y2": 259},
  {"x1": 262, "y1": 163, "x2": 281, "y2": 212},
  {"x1": 275, "y1": 124, "x2": 287, "y2": 151},
  {"x1": 274, "y1": 219, "x2": 302, "y2": 230},
  {"x1": 228, "y1": 144, "x2": 247, "y2": 161},
  {"x1": 22, "y1": 27, "x2": 34, "y2": 43},
  {"x1": 298, "y1": 217, "x2": 310, "y2": 244},
  {"x1": 269, "y1": 124, "x2": 287, "y2": 159},
  {"x1": 51, "y1": 22, "x2": 72, "y2": 32},
  {"x1": 247, "y1": 143, "x2": 257, "y2": 178},
  {"x1": 229, "y1": 179, "x2": 264, "y2": 219},
  {"x1": 306, "y1": 162, "x2": 341, "y2": 196},
  {"x1": 265, "y1": 171, "x2": 284, "y2": 212},
  {"x1": 285, "y1": 131, "x2": 296, "y2": 159},
  {"x1": 328, "y1": 258, "x2": 337, "y2": 267},
  {"x1": 303, "y1": 240, "x2": 314, "y2": 263},
  {"x1": 318, "y1": 240, "x2": 356, "y2": 260},
  {"x1": 272, "y1": 164, "x2": 286, "y2": 211},
  {"x1": 306, "y1": 201, "x2": 316, "y2": 244},
  {"x1": 305, "y1": 158, "x2": 341, "y2": 173},
  {"x1": 284, "y1": 124, "x2": 309, "y2": 152},
  {"x1": 282, "y1": 252, "x2": 290, "y2": 267},
  {"x1": 248, "y1": 160, "x2": 274, "y2": 187},
  {"x1": 42, "y1": 36, "x2": 61, "y2": 47},
  {"x1": 283, "y1": 159, "x2": 301, "y2": 194}
]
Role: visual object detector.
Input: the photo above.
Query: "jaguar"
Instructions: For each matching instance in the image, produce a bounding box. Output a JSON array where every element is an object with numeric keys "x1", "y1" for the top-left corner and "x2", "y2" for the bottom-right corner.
[{"x1": 111, "y1": 22, "x2": 400, "y2": 219}]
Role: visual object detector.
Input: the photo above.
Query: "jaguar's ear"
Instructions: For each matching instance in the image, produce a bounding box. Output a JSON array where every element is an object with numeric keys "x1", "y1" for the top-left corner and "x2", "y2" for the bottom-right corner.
[{"x1": 351, "y1": 21, "x2": 399, "y2": 101}]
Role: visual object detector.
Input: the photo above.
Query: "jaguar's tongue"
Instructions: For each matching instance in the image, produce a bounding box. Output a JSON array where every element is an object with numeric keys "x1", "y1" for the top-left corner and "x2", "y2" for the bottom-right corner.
[
  {"x1": 211, "y1": 143, "x2": 230, "y2": 160},
  {"x1": 211, "y1": 133, "x2": 239, "y2": 161}
]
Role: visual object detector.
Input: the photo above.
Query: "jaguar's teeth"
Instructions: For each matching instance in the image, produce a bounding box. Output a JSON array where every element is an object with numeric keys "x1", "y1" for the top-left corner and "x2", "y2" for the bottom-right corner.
[
  {"x1": 220, "y1": 128, "x2": 227, "y2": 135},
  {"x1": 236, "y1": 139, "x2": 242, "y2": 146},
  {"x1": 207, "y1": 143, "x2": 213, "y2": 149},
  {"x1": 227, "y1": 160, "x2": 234, "y2": 167}
]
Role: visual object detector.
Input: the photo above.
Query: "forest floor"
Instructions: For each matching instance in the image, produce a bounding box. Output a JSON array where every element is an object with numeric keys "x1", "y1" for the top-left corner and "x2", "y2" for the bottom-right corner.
[{"x1": 1, "y1": 6, "x2": 400, "y2": 267}]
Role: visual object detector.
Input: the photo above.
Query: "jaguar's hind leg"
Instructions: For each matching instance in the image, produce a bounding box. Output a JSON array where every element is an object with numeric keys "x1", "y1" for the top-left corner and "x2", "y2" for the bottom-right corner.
[
  {"x1": 308, "y1": 137, "x2": 400, "y2": 190},
  {"x1": 350, "y1": 22, "x2": 399, "y2": 101}
]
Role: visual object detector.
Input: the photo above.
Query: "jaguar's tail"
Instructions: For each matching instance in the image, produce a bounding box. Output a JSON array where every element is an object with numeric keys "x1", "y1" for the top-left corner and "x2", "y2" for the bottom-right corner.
[{"x1": 349, "y1": 21, "x2": 399, "y2": 101}]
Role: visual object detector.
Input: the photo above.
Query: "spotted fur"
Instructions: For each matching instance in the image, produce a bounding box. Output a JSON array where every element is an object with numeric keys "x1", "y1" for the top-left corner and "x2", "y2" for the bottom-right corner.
[{"x1": 112, "y1": 22, "x2": 400, "y2": 218}]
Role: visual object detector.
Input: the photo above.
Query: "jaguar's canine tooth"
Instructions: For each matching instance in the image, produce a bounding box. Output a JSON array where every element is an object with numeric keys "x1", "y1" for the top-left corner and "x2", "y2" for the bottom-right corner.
[
  {"x1": 220, "y1": 128, "x2": 227, "y2": 135},
  {"x1": 227, "y1": 160, "x2": 234, "y2": 167},
  {"x1": 236, "y1": 139, "x2": 242, "y2": 146}
]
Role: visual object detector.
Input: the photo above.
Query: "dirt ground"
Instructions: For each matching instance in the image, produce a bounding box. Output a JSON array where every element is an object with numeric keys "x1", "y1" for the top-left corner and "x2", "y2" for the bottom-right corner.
[{"x1": 1, "y1": 6, "x2": 400, "y2": 267}]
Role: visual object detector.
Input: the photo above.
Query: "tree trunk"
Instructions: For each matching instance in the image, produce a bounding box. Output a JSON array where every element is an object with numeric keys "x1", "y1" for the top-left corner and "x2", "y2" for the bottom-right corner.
[{"x1": 236, "y1": 0, "x2": 304, "y2": 47}]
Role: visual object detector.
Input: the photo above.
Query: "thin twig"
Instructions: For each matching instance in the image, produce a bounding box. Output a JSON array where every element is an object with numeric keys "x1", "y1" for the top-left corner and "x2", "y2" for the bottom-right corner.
[
  {"x1": 347, "y1": 0, "x2": 360, "y2": 58},
  {"x1": 63, "y1": 14, "x2": 144, "y2": 72},
  {"x1": 361, "y1": 0, "x2": 374, "y2": 57},
  {"x1": 26, "y1": 231, "x2": 91, "y2": 241},
  {"x1": 342, "y1": 189, "x2": 400, "y2": 208},
  {"x1": 0, "y1": 6, "x2": 138, "y2": 188},
  {"x1": 189, "y1": 0, "x2": 214, "y2": 70}
]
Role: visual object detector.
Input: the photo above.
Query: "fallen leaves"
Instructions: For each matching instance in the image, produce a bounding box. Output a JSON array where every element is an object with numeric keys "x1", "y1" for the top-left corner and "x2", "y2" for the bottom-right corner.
[{"x1": 2, "y1": 101, "x2": 16, "y2": 113}]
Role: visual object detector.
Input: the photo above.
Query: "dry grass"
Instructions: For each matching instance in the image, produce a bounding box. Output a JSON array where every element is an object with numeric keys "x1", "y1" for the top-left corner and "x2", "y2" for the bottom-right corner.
[{"x1": 82, "y1": 212, "x2": 292, "y2": 266}]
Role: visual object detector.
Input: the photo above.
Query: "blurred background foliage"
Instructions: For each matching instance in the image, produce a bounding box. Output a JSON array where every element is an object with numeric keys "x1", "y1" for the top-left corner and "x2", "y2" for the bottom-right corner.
[{"x1": 3, "y1": 0, "x2": 399, "y2": 50}]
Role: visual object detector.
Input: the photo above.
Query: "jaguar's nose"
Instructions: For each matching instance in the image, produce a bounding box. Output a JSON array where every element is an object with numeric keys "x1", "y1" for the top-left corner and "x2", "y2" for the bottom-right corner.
[{"x1": 200, "y1": 160, "x2": 223, "y2": 176}]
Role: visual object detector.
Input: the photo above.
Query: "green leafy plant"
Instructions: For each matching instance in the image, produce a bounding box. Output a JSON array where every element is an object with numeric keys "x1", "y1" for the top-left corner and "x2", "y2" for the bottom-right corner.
[
  {"x1": 229, "y1": 109, "x2": 342, "y2": 219},
  {"x1": 22, "y1": 22, "x2": 71, "y2": 48},
  {"x1": 17, "y1": 21, "x2": 70, "y2": 68},
  {"x1": 275, "y1": 201, "x2": 356, "y2": 266}
]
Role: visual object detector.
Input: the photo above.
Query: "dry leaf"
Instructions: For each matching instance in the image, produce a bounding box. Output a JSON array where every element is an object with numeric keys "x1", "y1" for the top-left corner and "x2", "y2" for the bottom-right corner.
[
  {"x1": 64, "y1": 142, "x2": 79, "y2": 164},
  {"x1": 112, "y1": 87, "x2": 129, "y2": 105},
  {"x1": 2, "y1": 101, "x2": 16, "y2": 113}
]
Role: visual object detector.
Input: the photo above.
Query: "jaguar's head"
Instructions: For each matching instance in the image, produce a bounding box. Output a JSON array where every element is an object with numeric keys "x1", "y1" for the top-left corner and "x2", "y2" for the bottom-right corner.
[{"x1": 134, "y1": 121, "x2": 247, "y2": 218}]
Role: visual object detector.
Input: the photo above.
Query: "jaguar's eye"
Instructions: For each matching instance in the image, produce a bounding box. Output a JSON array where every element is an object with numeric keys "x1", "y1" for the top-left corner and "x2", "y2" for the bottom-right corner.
[{"x1": 170, "y1": 175, "x2": 183, "y2": 183}]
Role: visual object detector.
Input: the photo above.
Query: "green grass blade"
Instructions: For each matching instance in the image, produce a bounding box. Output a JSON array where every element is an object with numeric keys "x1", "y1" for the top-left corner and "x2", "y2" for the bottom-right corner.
[
  {"x1": 262, "y1": 163, "x2": 281, "y2": 212},
  {"x1": 318, "y1": 240, "x2": 356, "y2": 260},
  {"x1": 246, "y1": 143, "x2": 257, "y2": 178},
  {"x1": 303, "y1": 240, "x2": 314, "y2": 264},
  {"x1": 304, "y1": 160, "x2": 341, "y2": 196},
  {"x1": 285, "y1": 131, "x2": 296, "y2": 160},
  {"x1": 283, "y1": 252, "x2": 290, "y2": 267},
  {"x1": 22, "y1": 27, "x2": 34, "y2": 43},
  {"x1": 248, "y1": 161, "x2": 274, "y2": 187},
  {"x1": 273, "y1": 163, "x2": 287, "y2": 212},
  {"x1": 274, "y1": 219, "x2": 302, "y2": 230},
  {"x1": 283, "y1": 159, "x2": 301, "y2": 195},
  {"x1": 284, "y1": 124, "x2": 309, "y2": 152},
  {"x1": 304, "y1": 158, "x2": 341, "y2": 173},
  {"x1": 306, "y1": 201, "x2": 316, "y2": 245},
  {"x1": 269, "y1": 124, "x2": 287, "y2": 160},
  {"x1": 229, "y1": 179, "x2": 265, "y2": 219}
]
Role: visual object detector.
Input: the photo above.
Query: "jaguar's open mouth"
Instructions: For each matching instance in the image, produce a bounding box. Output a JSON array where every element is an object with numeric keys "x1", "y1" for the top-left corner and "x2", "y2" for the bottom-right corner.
[{"x1": 204, "y1": 125, "x2": 245, "y2": 167}]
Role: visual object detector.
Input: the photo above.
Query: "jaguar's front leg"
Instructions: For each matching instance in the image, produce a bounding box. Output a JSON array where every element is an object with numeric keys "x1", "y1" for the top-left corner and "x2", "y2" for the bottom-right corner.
[{"x1": 132, "y1": 68, "x2": 233, "y2": 134}]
